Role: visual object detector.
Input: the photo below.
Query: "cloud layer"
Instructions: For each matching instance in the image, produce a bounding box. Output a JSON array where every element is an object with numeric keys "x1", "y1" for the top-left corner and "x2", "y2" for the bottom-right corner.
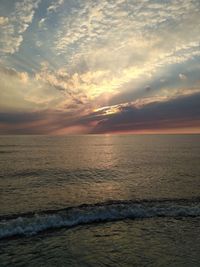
[{"x1": 0, "y1": 0, "x2": 200, "y2": 134}]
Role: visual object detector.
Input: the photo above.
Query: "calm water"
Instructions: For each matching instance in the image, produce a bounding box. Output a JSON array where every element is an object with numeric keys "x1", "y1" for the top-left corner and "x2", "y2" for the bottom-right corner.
[{"x1": 0, "y1": 135, "x2": 200, "y2": 266}]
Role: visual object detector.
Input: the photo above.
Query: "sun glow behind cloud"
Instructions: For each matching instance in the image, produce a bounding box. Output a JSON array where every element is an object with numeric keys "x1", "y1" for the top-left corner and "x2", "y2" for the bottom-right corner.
[{"x1": 0, "y1": 0, "x2": 200, "y2": 134}]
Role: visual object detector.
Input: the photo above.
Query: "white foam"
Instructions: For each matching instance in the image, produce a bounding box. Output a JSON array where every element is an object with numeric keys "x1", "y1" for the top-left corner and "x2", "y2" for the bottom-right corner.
[{"x1": 1, "y1": 200, "x2": 200, "y2": 239}]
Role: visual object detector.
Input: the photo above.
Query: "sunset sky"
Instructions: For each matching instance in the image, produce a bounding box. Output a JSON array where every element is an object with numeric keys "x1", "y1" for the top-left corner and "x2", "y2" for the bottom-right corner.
[{"x1": 0, "y1": 0, "x2": 200, "y2": 134}]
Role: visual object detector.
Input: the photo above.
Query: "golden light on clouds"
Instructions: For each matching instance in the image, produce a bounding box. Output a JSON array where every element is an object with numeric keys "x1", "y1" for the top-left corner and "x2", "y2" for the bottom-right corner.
[{"x1": 0, "y1": 0, "x2": 200, "y2": 134}]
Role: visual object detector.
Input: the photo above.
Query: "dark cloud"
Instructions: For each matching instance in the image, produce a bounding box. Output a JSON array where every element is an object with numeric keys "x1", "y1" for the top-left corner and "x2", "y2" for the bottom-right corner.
[
  {"x1": 91, "y1": 92, "x2": 200, "y2": 133},
  {"x1": 0, "y1": 92, "x2": 199, "y2": 135},
  {"x1": 0, "y1": 109, "x2": 86, "y2": 134},
  {"x1": 0, "y1": 111, "x2": 45, "y2": 124}
]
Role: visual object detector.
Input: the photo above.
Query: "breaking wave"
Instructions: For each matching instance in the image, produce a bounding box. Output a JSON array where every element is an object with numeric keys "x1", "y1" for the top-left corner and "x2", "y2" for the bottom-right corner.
[{"x1": 1, "y1": 198, "x2": 200, "y2": 239}]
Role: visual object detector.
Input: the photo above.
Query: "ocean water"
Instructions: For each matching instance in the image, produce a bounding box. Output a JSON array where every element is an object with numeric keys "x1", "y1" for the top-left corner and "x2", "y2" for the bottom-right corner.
[{"x1": 0, "y1": 134, "x2": 200, "y2": 266}]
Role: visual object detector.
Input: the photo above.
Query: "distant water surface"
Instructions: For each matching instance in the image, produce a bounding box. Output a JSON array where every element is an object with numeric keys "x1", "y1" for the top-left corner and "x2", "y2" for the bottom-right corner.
[{"x1": 0, "y1": 134, "x2": 200, "y2": 266}]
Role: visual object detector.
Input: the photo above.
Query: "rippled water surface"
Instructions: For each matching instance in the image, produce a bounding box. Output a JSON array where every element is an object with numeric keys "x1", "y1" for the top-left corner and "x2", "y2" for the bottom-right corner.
[{"x1": 0, "y1": 135, "x2": 200, "y2": 266}]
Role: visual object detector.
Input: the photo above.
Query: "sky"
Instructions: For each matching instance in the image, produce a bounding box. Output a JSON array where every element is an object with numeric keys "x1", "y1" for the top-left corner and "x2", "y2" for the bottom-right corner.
[{"x1": 0, "y1": 0, "x2": 200, "y2": 134}]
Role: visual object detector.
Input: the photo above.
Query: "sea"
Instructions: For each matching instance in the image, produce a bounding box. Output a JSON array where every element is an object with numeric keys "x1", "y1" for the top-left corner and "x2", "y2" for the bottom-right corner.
[{"x1": 0, "y1": 134, "x2": 200, "y2": 267}]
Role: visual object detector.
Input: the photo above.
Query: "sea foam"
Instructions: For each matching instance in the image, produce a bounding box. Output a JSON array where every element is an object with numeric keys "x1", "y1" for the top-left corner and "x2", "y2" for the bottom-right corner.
[{"x1": 0, "y1": 199, "x2": 200, "y2": 239}]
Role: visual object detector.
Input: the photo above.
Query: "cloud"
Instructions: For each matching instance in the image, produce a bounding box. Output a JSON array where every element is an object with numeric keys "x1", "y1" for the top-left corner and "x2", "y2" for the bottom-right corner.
[
  {"x1": 0, "y1": 0, "x2": 40, "y2": 54},
  {"x1": 90, "y1": 92, "x2": 200, "y2": 134},
  {"x1": 0, "y1": 0, "x2": 200, "y2": 134},
  {"x1": 0, "y1": 16, "x2": 9, "y2": 26},
  {"x1": 38, "y1": 18, "x2": 46, "y2": 28},
  {"x1": 34, "y1": 64, "x2": 88, "y2": 107},
  {"x1": 0, "y1": 111, "x2": 45, "y2": 124},
  {"x1": 54, "y1": 0, "x2": 200, "y2": 62},
  {"x1": 179, "y1": 73, "x2": 187, "y2": 80},
  {"x1": 47, "y1": 0, "x2": 64, "y2": 14},
  {"x1": 0, "y1": 65, "x2": 65, "y2": 112},
  {"x1": 46, "y1": 0, "x2": 200, "y2": 106},
  {"x1": 0, "y1": 109, "x2": 89, "y2": 135},
  {"x1": 0, "y1": 90, "x2": 199, "y2": 135}
]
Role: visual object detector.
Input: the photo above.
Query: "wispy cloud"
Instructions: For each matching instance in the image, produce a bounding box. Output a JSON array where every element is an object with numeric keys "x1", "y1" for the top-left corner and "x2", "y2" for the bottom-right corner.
[
  {"x1": 0, "y1": 0, "x2": 40, "y2": 54},
  {"x1": 0, "y1": 65, "x2": 64, "y2": 112},
  {"x1": 48, "y1": 0, "x2": 200, "y2": 106},
  {"x1": 47, "y1": 0, "x2": 64, "y2": 14}
]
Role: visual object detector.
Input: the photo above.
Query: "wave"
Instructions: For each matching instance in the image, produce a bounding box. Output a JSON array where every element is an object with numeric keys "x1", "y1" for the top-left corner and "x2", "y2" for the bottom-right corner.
[{"x1": 1, "y1": 198, "x2": 200, "y2": 239}]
